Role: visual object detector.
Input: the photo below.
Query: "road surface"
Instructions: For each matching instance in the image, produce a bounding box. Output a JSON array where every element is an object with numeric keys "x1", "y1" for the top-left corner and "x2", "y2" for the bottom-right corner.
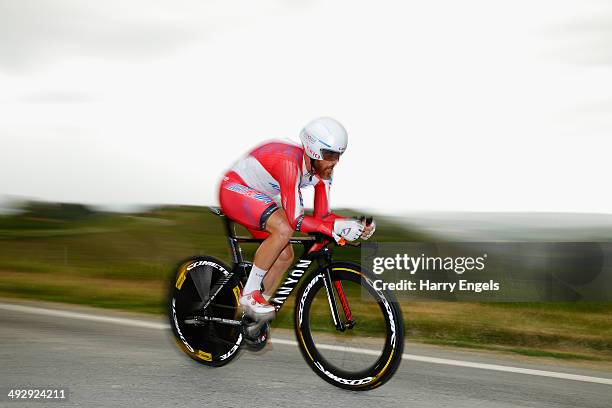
[{"x1": 1, "y1": 300, "x2": 610, "y2": 408}]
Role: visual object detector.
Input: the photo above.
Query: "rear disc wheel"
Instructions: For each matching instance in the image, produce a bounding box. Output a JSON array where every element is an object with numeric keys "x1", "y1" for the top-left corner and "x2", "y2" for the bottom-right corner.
[{"x1": 168, "y1": 256, "x2": 243, "y2": 367}]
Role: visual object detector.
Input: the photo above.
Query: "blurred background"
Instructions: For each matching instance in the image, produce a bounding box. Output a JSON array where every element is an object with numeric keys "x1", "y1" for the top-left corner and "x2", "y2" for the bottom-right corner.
[{"x1": 1, "y1": 1, "x2": 611, "y2": 364}]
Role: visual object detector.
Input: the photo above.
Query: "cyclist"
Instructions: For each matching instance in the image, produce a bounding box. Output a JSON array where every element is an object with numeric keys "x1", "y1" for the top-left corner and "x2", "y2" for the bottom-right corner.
[{"x1": 218, "y1": 117, "x2": 376, "y2": 320}]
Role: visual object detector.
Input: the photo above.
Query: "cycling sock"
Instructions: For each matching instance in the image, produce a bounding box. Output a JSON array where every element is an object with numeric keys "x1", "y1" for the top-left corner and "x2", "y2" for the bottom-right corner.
[
  {"x1": 244, "y1": 265, "x2": 267, "y2": 294},
  {"x1": 262, "y1": 293, "x2": 271, "y2": 302}
]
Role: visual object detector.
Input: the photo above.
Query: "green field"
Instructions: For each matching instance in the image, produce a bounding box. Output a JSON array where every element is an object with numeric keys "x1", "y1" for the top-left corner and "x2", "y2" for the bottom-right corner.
[{"x1": 1, "y1": 202, "x2": 610, "y2": 363}]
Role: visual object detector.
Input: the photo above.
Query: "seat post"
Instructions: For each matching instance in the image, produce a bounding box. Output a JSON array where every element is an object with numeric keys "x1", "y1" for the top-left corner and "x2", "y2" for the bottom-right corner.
[
  {"x1": 223, "y1": 216, "x2": 244, "y2": 264},
  {"x1": 223, "y1": 216, "x2": 236, "y2": 238},
  {"x1": 209, "y1": 206, "x2": 244, "y2": 265}
]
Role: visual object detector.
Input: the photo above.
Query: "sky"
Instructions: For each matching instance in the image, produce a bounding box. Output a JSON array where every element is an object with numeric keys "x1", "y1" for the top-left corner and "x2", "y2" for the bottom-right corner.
[{"x1": 1, "y1": 0, "x2": 611, "y2": 214}]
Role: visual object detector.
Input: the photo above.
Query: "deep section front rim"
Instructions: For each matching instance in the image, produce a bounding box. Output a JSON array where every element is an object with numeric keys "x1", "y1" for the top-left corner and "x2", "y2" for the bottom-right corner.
[{"x1": 295, "y1": 262, "x2": 404, "y2": 390}]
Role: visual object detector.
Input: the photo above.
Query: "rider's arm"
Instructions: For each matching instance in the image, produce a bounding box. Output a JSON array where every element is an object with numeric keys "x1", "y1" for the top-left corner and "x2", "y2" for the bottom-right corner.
[
  {"x1": 311, "y1": 176, "x2": 375, "y2": 241},
  {"x1": 276, "y1": 162, "x2": 335, "y2": 236},
  {"x1": 312, "y1": 176, "x2": 343, "y2": 223}
]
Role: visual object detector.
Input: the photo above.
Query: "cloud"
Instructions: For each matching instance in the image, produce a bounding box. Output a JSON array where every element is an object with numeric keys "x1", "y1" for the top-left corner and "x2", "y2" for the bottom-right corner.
[
  {"x1": 547, "y1": 11, "x2": 612, "y2": 65},
  {"x1": 19, "y1": 91, "x2": 93, "y2": 103},
  {"x1": 0, "y1": 0, "x2": 204, "y2": 73},
  {"x1": 0, "y1": 0, "x2": 317, "y2": 73}
]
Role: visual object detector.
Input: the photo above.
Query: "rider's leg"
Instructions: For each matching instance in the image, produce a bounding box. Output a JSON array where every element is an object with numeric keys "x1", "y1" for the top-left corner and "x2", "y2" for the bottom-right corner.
[
  {"x1": 262, "y1": 243, "x2": 294, "y2": 299},
  {"x1": 242, "y1": 210, "x2": 293, "y2": 295},
  {"x1": 218, "y1": 174, "x2": 288, "y2": 318}
]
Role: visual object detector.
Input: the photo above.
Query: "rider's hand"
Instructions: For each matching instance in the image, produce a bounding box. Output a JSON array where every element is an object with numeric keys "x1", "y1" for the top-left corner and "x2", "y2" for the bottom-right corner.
[
  {"x1": 360, "y1": 219, "x2": 376, "y2": 240},
  {"x1": 332, "y1": 219, "x2": 364, "y2": 243}
]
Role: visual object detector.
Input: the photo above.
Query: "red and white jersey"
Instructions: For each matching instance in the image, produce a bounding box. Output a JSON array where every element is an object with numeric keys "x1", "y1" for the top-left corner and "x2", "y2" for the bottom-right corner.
[{"x1": 230, "y1": 140, "x2": 339, "y2": 235}]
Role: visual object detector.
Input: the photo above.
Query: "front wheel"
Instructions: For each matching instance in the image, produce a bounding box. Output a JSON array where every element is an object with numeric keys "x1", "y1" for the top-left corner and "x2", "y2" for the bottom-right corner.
[{"x1": 294, "y1": 262, "x2": 404, "y2": 390}]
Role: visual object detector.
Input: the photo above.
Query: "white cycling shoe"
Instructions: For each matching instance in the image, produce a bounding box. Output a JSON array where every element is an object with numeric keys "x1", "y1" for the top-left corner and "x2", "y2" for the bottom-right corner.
[{"x1": 239, "y1": 290, "x2": 276, "y2": 321}]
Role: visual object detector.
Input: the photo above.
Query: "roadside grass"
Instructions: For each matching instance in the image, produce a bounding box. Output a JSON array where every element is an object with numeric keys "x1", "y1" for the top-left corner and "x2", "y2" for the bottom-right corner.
[
  {"x1": 1, "y1": 203, "x2": 611, "y2": 363},
  {"x1": 0, "y1": 271, "x2": 165, "y2": 313}
]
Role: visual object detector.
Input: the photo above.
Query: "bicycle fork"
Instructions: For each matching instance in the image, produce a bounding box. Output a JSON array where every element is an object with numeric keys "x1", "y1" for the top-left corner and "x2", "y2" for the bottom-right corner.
[{"x1": 321, "y1": 265, "x2": 355, "y2": 332}]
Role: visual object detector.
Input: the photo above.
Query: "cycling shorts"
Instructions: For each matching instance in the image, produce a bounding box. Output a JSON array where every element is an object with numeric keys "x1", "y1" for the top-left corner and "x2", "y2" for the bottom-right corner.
[{"x1": 218, "y1": 171, "x2": 278, "y2": 238}]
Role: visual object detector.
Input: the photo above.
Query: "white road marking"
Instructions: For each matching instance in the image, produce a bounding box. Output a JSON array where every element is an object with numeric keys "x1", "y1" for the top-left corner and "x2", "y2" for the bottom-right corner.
[
  {"x1": 0, "y1": 303, "x2": 167, "y2": 330},
  {"x1": 2, "y1": 302, "x2": 611, "y2": 386},
  {"x1": 270, "y1": 339, "x2": 612, "y2": 386}
]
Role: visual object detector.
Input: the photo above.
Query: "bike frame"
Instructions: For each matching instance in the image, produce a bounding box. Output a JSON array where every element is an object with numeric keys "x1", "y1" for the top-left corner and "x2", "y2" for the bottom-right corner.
[{"x1": 209, "y1": 206, "x2": 351, "y2": 331}]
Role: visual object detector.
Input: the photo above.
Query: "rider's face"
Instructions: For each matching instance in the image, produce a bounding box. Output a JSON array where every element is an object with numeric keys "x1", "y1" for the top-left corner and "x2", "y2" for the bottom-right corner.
[{"x1": 313, "y1": 156, "x2": 339, "y2": 180}]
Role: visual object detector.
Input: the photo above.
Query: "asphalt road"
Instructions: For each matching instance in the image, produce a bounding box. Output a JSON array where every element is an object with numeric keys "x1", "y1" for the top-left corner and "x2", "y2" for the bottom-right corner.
[{"x1": 1, "y1": 300, "x2": 611, "y2": 408}]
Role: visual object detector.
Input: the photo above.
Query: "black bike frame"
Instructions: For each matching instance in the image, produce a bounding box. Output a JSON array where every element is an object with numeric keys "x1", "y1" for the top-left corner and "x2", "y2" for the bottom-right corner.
[{"x1": 209, "y1": 207, "x2": 347, "y2": 331}]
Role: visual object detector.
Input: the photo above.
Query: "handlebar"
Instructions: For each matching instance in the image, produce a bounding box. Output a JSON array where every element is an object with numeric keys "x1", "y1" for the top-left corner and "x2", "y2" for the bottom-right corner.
[{"x1": 308, "y1": 233, "x2": 361, "y2": 248}]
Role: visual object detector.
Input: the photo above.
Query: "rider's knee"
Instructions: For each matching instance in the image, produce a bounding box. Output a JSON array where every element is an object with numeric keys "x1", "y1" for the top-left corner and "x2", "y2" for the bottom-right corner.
[
  {"x1": 278, "y1": 245, "x2": 294, "y2": 264},
  {"x1": 274, "y1": 222, "x2": 293, "y2": 243},
  {"x1": 265, "y1": 210, "x2": 293, "y2": 243}
]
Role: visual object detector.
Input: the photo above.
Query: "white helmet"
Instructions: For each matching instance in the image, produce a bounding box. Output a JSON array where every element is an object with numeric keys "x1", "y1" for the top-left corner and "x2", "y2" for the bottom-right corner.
[{"x1": 299, "y1": 117, "x2": 348, "y2": 160}]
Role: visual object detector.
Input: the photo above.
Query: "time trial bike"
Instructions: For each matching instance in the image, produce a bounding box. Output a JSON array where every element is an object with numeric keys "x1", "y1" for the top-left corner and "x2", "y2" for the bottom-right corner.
[{"x1": 168, "y1": 207, "x2": 404, "y2": 390}]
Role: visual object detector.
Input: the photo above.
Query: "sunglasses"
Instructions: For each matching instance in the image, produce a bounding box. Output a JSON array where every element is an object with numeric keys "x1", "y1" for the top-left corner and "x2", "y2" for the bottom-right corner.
[{"x1": 321, "y1": 149, "x2": 342, "y2": 161}]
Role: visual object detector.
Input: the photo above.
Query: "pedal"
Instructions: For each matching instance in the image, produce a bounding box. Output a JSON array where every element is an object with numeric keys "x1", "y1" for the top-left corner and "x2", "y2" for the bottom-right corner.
[{"x1": 241, "y1": 316, "x2": 270, "y2": 351}]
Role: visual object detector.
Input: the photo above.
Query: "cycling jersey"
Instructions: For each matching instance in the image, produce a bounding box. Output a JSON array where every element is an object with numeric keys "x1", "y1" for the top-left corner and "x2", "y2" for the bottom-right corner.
[{"x1": 219, "y1": 140, "x2": 341, "y2": 238}]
